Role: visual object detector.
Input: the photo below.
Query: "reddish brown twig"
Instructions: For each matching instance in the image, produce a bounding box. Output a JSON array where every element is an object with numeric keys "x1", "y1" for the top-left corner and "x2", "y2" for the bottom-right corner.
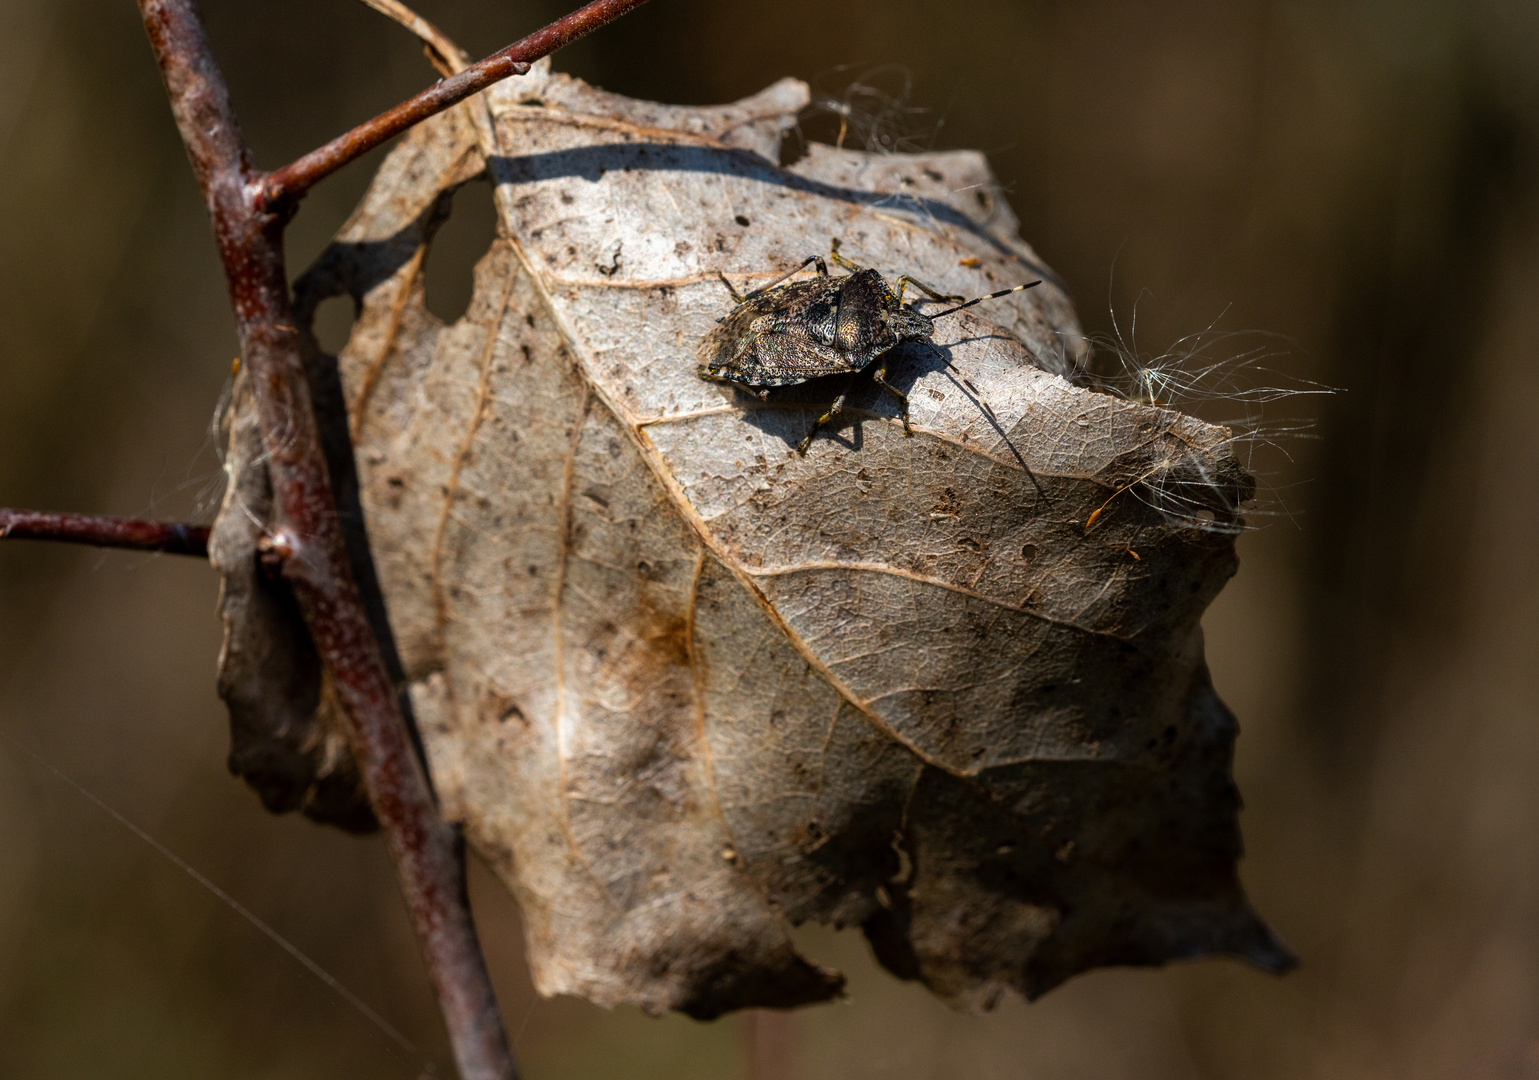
[
  {"x1": 262, "y1": 0, "x2": 655, "y2": 208},
  {"x1": 0, "y1": 509, "x2": 211, "y2": 555},
  {"x1": 134, "y1": 0, "x2": 671, "y2": 1076}
]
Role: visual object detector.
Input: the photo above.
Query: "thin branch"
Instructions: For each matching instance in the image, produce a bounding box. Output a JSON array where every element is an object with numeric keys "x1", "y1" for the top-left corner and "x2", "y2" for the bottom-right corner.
[
  {"x1": 262, "y1": 0, "x2": 655, "y2": 208},
  {"x1": 138, "y1": 1, "x2": 528, "y2": 1077},
  {"x1": 128, "y1": 0, "x2": 655, "y2": 1073},
  {"x1": 0, "y1": 509, "x2": 210, "y2": 556}
]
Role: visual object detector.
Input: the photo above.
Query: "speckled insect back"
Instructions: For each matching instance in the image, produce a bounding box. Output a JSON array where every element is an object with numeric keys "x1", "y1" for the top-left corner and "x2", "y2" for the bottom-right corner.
[{"x1": 697, "y1": 239, "x2": 1041, "y2": 453}]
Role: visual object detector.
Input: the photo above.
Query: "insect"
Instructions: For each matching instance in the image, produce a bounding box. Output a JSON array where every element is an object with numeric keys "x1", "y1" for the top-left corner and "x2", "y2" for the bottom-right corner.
[{"x1": 697, "y1": 239, "x2": 1040, "y2": 453}]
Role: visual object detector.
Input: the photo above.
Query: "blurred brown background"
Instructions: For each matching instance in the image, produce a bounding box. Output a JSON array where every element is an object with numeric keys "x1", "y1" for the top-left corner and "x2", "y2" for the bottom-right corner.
[{"x1": 3, "y1": 0, "x2": 1538, "y2": 1077}]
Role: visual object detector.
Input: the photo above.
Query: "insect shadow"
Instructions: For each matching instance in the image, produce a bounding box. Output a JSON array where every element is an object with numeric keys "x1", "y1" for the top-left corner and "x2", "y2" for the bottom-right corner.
[
  {"x1": 721, "y1": 338, "x2": 1045, "y2": 502},
  {"x1": 723, "y1": 338, "x2": 954, "y2": 452}
]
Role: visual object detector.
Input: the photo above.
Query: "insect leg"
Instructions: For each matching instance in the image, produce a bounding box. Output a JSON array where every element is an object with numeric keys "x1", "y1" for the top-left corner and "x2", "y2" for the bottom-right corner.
[
  {"x1": 720, "y1": 376, "x2": 771, "y2": 400},
  {"x1": 828, "y1": 237, "x2": 865, "y2": 275},
  {"x1": 715, "y1": 271, "x2": 748, "y2": 305},
  {"x1": 870, "y1": 362, "x2": 912, "y2": 436},
  {"x1": 796, "y1": 377, "x2": 856, "y2": 454},
  {"x1": 699, "y1": 366, "x2": 772, "y2": 400},
  {"x1": 893, "y1": 274, "x2": 964, "y2": 305},
  {"x1": 742, "y1": 255, "x2": 827, "y2": 300}
]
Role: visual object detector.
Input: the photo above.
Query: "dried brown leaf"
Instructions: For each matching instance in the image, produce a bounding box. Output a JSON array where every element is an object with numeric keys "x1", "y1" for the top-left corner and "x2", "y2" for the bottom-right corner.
[
  {"x1": 215, "y1": 63, "x2": 1293, "y2": 1017},
  {"x1": 209, "y1": 382, "x2": 376, "y2": 833}
]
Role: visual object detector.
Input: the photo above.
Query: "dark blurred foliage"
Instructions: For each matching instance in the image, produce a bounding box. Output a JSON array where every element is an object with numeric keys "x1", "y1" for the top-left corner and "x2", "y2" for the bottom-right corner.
[{"x1": 3, "y1": 0, "x2": 1539, "y2": 1077}]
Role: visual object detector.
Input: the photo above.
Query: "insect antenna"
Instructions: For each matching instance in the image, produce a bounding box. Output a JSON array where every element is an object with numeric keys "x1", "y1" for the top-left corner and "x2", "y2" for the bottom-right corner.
[{"x1": 931, "y1": 280, "x2": 1042, "y2": 319}]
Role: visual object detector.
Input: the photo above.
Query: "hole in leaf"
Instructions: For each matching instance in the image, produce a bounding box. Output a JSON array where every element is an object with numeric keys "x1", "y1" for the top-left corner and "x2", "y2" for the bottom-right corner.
[
  {"x1": 313, "y1": 294, "x2": 356, "y2": 356},
  {"x1": 1195, "y1": 508, "x2": 1216, "y2": 524},
  {"x1": 779, "y1": 130, "x2": 809, "y2": 167},
  {"x1": 1020, "y1": 543, "x2": 1038, "y2": 562},
  {"x1": 425, "y1": 177, "x2": 498, "y2": 325}
]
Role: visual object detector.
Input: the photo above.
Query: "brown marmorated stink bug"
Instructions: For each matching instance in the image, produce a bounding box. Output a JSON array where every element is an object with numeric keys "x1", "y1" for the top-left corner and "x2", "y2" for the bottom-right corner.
[{"x1": 696, "y1": 239, "x2": 1040, "y2": 453}]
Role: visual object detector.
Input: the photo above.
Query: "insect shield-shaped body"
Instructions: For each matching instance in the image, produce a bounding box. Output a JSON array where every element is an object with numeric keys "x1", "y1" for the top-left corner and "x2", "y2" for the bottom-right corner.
[{"x1": 697, "y1": 242, "x2": 1039, "y2": 453}]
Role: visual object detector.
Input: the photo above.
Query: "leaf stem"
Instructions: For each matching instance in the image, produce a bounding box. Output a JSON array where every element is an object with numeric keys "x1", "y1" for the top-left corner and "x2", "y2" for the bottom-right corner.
[
  {"x1": 262, "y1": 0, "x2": 656, "y2": 209},
  {"x1": 0, "y1": 509, "x2": 210, "y2": 556}
]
